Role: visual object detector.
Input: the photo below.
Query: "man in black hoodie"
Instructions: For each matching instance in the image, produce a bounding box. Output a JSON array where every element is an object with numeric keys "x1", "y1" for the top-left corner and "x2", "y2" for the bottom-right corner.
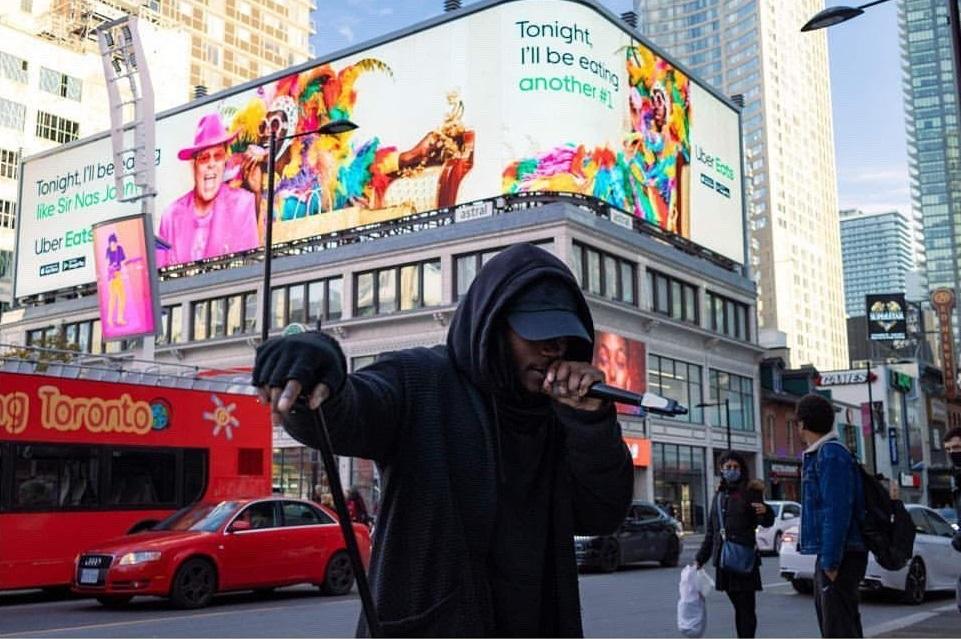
[{"x1": 253, "y1": 243, "x2": 634, "y2": 637}]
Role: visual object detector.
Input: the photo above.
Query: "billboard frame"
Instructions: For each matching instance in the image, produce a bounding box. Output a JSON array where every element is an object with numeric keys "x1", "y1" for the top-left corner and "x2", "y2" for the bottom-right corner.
[{"x1": 13, "y1": 0, "x2": 745, "y2": 301}]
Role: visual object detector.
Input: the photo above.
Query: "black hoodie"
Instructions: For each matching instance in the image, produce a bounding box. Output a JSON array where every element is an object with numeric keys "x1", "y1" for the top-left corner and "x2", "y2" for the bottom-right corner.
[{"x1": 282, "y1": 244, "x2": 633, "y2": 637}]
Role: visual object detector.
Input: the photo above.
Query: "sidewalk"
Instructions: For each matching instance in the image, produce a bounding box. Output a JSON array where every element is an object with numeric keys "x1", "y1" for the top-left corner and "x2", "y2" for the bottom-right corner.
[{"x1": 868, "y1": 602, "x2": 958, "y2": 637}]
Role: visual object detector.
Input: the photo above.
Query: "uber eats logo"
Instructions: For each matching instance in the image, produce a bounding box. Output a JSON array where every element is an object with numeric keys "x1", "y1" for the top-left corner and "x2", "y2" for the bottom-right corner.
[{"x1": 695, "y1": 146, "x2": 735, "y2": 199}]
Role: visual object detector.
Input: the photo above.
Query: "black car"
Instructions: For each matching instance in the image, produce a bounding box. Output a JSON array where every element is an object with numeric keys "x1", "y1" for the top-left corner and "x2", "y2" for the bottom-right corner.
[{"x1": 575, "y1": 501, "x2": 682, "y2": 572}]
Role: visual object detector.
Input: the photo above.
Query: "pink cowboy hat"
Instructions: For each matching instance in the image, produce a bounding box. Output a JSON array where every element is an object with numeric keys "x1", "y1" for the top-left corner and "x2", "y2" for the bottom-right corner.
[{"x1": 177, "y1": 113, "x2": 238, "y2": 161}]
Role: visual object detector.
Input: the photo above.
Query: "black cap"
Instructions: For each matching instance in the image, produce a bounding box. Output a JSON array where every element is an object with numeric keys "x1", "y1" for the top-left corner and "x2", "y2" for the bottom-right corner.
[{"x1": 505, "y1": 279, "x2": 591, "y2": 342}]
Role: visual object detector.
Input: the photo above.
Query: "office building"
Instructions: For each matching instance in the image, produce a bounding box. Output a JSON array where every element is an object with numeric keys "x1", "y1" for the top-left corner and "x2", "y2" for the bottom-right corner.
[
  {"x1": 899, "y1": 0, "x2": 961, "y2": 342},
  {"x1": 840, "y1": 208, "x2": 919, "y2": 317},
  {"x1": 635, "y1": 0, "x2": 849, "y2": 370}
]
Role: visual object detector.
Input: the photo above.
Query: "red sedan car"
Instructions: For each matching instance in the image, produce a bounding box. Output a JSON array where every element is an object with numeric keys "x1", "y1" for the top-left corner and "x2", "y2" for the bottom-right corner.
[{"x1": 72, "y1": 497, "x2": 371, "y2": 609}]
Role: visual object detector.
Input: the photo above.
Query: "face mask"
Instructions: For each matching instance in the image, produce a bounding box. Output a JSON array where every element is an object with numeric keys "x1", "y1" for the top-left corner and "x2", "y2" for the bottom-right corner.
[
  {"x1": 950, "y1": 451, "x2": 961, "y2": 468},
  {"x1": 721, "y1": 468, "x2": 741, "y2": 483}
]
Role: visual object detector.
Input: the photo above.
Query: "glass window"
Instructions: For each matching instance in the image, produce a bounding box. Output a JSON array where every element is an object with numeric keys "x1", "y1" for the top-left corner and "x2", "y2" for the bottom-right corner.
[
  {"x1": 378, "y1": 269, "x2": 397, "y2": 313},
  {"x1": 270, "y1": 287, "x2": 286, "y2": 329},
  {"x1": 108, "y1": 449, "x2": 177, "y2": 507},
  {"x1": 648, "y1": 354, "x2": 703, "y2": 423},
  {"x1": 621, "y1": 262, "x2": 634, "y2": 304},
  {"x1": 909, "y1": 508, "x2": 932, "y2": 534},
  {"x1": 236, "y1": 501, "x2": 279, "y2": 529},
  {"x1": 307, "y1": 281, "x2": 325, "y2": 323},
  {"x1": 13, "y1": 445, "x2": 99, "y2": 509},
  {"x1": 192, "y1": 302, "x2": 208, "y2": 340},
  {"x1": 423, "y1": 260, "x2": 441, "y2": 307},
  {"x1": 328, "y1": 279, "x2": 343, "y2": 319},
  {"x1": 288, "y1": 284, "x2": 306, "y2": 324},
  {"x1": 210, "y1": 298, "x2": 226, "y2": 337},
  {"x1": 356, "y1": 272, "x2": 374, "y2": 316},
  {"x1": 570, "y1": 244, "x2": 583, "y2": 286},
  {"x1": 243, "y1": 293, "x2": 257, "y2": 334},
  {"x1": 455, "y1": 255, "x2": 477, "y2": 300},
  {"x1": 603, "y1": 255, "x2": 618, "y2": 300},
  {"x1": 282, "y1": 501, "x2": 331, "y2": 526},
  {"x1": 400, "y1": 265, "x2": 419, "y2": 310},
  {"x1": 587, "y1": 249, "x2": 601, "y2": 295},
  {"x1": 226, "y1": 296, "x2": 243, "y2": 335}
]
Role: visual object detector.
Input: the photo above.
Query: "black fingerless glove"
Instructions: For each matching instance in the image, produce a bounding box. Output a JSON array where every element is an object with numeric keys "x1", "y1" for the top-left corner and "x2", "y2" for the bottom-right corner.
[{"x1": 252, "y1": 331, "x2": 347, "y2": 396}]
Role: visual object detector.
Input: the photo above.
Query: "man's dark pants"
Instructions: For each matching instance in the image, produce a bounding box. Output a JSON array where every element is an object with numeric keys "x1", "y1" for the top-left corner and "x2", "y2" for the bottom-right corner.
[{"x1": 814, "y1": 551, "x2": 868, "y2": 638}]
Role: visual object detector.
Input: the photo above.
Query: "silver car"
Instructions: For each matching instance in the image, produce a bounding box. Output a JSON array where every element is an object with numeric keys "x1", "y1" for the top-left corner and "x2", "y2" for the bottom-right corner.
[
  {"x1": 755, "y1": 500, "x2": 801, "y2": 555},
  {"x1": 778, "y1": 504, "x2": 961, "y2": 604}
]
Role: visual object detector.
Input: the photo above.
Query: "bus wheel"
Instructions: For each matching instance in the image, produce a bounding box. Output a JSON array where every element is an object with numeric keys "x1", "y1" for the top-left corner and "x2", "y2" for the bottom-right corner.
[
  {"x1": 97, "y1": 595, "x2": 133, "y2": 607},
  {"x1": 320, "y1": 551, "x2": 354, "y2": 596},
  {"x1": 170, "y1": 558, "x2": 217, "y2": 609}
]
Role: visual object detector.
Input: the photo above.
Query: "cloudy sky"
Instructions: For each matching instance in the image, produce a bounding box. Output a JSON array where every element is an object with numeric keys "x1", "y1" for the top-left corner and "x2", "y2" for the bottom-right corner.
[{"x1": 311, "y1": 0, "x2": 911, "y2": 217}]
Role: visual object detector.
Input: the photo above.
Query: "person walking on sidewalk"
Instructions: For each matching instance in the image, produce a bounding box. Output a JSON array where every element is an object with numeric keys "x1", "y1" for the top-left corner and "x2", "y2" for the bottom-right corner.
[
  {"x1": 796, "y1": 393, "x2": 867, "y2": 638},
  {"x1": 695, "y1": 451, "x2": 774, "y2": 638}
]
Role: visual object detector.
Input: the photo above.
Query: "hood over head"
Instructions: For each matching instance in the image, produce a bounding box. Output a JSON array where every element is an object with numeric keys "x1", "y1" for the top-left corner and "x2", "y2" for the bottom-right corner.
[{"x1": 446, "y1": 243, "x2": 594, "y2": 393}]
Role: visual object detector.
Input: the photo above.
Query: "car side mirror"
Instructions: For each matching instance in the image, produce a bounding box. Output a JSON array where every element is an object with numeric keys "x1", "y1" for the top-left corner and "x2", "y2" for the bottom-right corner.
[
  {"x1": 915, "y1": 525, "x2": 926, "y2": 534},
  {"x1": 782, "y1": 512, "x2": 796, "y2": 520},
  {"x1": 228, "y1": 520, "x2": 251, "y2": 533}
]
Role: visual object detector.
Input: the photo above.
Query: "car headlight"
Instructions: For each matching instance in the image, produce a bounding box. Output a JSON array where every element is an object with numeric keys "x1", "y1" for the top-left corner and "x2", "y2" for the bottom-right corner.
[{"x1": 118, "y1": 551, "x2": 161, "y2": 565}]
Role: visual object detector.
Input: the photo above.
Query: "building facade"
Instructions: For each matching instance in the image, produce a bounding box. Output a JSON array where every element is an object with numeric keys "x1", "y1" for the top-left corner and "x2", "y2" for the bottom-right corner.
[
  {"x1": 0, "y1": 2, "x2": 189, "y2": 315},
  {"x1": 635, "y1": 0, "x2": 849, "y2": 370},
  {"x1": 899, "y1": 0, "x2": 961, "y2": 345},
  {"x1": 0, "y1": 202, "x2": 764, "y2": 532},
  {"x1": 839, "y1": 208, "x2": 919, "y2": 317}
]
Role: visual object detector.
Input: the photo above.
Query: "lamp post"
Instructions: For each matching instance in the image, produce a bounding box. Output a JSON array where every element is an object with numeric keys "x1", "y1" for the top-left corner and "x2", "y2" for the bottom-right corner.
[
  {"x1": 260, "y1": 119, "x2": 357, "y2": 343},
  {"x1": 697, "y1": 398, "x2": 732, "y2": 451}
]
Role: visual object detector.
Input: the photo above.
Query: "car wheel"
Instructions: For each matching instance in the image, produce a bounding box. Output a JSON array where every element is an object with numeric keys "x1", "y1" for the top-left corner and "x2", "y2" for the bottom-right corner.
[
  {"x1": 773, "y1": 532, "x2": 783, "y2": 555},
  {"x1": 901, "y1": 558, "x2": 926, "y2": 605},
  {"x1": 660, "y1": 536, "x2": 680, "y2": 567},
  {"x1": 96, "y1": 595, "x2": 133, "y2": 607},
  {"x1": 170, "y1": 558, "x2": 217, "y2": 609},
  {"x1": 599, "y1": 539, "x2": 620, "y2": 573},
  {"x1": 791, "y1": 579, "x2": 813, "y2": 594},
  {"x1": 321, "y1": 551, "x2": 355, "y2": 596}
]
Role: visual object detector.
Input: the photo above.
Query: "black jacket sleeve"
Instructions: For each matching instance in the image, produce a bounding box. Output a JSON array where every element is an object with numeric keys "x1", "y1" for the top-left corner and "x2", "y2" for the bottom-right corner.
[
  {"x1": 756, "y1": 503, "x2": 776, "y2": 529},
  {"x1": 282, "y1": 352, "x2": 407, "y2": 465},
  {"x1": 696, "y1": 494, "x2": 718, "y2": 567},
  {"x1": 557, "y1": 403, "x2": 634, "y2": 535}
]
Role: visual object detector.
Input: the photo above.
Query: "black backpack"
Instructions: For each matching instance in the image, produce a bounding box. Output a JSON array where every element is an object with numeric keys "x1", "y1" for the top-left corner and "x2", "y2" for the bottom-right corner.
[{"x1": 819, "y1": 442, "x2": 915, "y2": 570}]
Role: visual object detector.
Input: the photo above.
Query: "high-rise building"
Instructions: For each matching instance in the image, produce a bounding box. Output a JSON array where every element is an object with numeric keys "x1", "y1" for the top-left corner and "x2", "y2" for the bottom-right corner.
[
  {"x1": 839, "y1": 208, "x2": 918, "y2": 316},
  {"x1": 0, "y1": 1, "x2": 189, "y2": 315},
  {"x1": 899, "y1": 0, "x2": 961, "y2": 336},
  {"x1": 28, "y1": 0, "x2": 314, "y2": 96},
  {"x1": 635, "y1": 0, "x2": 849, "y2": 370}
]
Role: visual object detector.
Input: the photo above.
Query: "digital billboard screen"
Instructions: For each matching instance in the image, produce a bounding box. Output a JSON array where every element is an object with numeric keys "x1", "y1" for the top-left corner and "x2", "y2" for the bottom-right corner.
[
  {"x1": 15, "y1": 0, "x2": 744, "y2": 298},
  {"x1": 592, "y1": 330, "x2": 646, "y2": 416}
]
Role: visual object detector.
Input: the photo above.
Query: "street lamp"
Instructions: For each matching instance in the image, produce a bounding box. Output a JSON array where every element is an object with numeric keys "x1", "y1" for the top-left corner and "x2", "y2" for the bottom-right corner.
[
  {"x1": 260, "y1": 119, "x2": 358, "y2": 343},
  {"x1": 800, "y1": 0, "x2": 889, "y2": 31},
  {"x1": 697, "y1": 398, "x2": 732, "y2": 451}
]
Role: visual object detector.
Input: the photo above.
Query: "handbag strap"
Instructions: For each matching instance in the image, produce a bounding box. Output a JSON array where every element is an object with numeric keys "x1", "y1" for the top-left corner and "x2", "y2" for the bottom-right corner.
[{"x1": 717, "y1": 493, "x2": 727, "y2": 539}]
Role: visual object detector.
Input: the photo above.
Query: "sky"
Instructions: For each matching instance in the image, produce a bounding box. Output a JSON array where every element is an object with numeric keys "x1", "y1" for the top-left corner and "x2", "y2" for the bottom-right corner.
[{"x1": 311, "y1": 0, "x2": 911, "y2": 217}]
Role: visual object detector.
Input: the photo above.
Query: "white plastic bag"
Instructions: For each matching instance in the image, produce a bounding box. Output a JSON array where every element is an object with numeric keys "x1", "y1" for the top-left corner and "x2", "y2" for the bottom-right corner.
[{"x1": 677, "y1": 565, "x2": 707, "y2": 638}]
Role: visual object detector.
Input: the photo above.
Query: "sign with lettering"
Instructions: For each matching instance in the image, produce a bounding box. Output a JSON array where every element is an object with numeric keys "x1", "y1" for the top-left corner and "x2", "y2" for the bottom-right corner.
[
  {"x1": 930, "y1": 288, "x2": 957, "y2": 401},
  {"x1": 866, "y1": 293, "x2": 907, "y2": 341},
  {"x1": 817, "y1": 370, "x2": 875, "y2": 386}
]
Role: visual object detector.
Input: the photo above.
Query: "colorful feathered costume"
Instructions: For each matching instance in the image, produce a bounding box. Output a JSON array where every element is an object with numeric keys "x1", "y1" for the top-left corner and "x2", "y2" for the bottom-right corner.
[{"x1": 502, "y1": 46, "x2": 691, "y2": 234}]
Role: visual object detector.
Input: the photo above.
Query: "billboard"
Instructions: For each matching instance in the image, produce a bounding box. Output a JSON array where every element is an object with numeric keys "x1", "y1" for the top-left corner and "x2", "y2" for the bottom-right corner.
[
  {"x1": 15, "y1": 0, "x2": 744, "y2": 298},
  {"x1": 866, "y1": 293, "x2": 907, "y2": 341},
  {"x1": 592, "y1": 330, "x2": 646, "y2": 416},
  {"x1": 91, "y1": 215, "x2": 160, "y2": 341}
]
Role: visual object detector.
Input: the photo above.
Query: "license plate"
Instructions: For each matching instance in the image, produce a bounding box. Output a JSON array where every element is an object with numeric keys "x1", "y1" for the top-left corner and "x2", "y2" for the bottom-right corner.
[{"x1": 79, "y1": 568, "x2": 99, "y2": 584}]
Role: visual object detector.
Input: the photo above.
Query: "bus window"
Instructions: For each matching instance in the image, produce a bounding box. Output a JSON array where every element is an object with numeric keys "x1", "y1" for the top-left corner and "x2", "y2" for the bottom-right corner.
[
  {"x1": 183, "y1": 449, "x2": 207, "y2": 505},
  {"x1": 13, "y1": 445, "x2": 100, "y2": 510},
  {"x1": 109, "y1": 449, "x2": 177, "y2": 507}
]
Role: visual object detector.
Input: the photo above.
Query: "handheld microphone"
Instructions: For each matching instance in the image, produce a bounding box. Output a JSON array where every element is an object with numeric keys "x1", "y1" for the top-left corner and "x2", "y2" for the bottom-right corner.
[{"x1": 585, "y1": 383, "x2": 689, "y2": 416}]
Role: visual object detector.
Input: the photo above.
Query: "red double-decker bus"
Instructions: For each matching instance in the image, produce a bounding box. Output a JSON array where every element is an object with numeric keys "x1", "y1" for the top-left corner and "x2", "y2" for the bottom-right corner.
[{"x1": 0, "y1": 367, "x2": 271, "y2": 591}]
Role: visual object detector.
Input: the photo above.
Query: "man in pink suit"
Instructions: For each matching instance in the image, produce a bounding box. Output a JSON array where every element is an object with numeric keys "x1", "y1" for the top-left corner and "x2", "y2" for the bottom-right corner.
[{"x1": 156, "y1": 114, "x2": 259, "y2": 268}]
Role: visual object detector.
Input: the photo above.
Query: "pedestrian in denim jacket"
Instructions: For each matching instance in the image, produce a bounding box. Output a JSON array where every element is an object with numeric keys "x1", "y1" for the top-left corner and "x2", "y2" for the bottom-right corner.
[{"x1": 796, "y1": 393, "x2": 867, "y2": 638}]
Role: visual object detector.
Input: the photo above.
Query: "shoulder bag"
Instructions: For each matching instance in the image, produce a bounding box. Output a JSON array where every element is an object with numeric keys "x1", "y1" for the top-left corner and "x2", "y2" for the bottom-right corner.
[{"x1": 718, "y1": 493, "x2": 756, "y2": 575}]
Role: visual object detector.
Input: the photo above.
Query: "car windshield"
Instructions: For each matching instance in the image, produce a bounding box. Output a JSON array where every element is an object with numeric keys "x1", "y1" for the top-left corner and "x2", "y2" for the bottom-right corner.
[{"x1": 153, "y1": 501, "x2": 243, "y2": 532}]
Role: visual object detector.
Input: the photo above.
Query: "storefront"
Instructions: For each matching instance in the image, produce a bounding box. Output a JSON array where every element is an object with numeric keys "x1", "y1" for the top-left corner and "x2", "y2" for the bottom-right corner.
[{"x1": 653, "y1": 442, "x2": 707, "y2": 532}]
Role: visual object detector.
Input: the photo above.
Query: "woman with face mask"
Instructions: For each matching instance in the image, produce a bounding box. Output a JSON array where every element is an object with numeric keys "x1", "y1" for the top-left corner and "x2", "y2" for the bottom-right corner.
[{"x1": 694, "y1": 451, "x2": 774, "y2": 638}]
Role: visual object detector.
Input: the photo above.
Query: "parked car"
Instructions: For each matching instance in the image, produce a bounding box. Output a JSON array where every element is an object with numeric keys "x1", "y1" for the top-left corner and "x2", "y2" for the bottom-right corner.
[
  {"x1": 778, "y1": 504, "x2": 961, "y2": 603},
  {"x1": 936, "y1": 507, "x2": 958, "y2": 531},
  {"x1": 73, "y1": 497, "x2": 371, "y2": 609},
  {"x1": 575, "y1": 501, "x2": 682, "y2": 572},
  {"x1": 755, "y1": 500, "x2": 801, "y2": 555}
]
